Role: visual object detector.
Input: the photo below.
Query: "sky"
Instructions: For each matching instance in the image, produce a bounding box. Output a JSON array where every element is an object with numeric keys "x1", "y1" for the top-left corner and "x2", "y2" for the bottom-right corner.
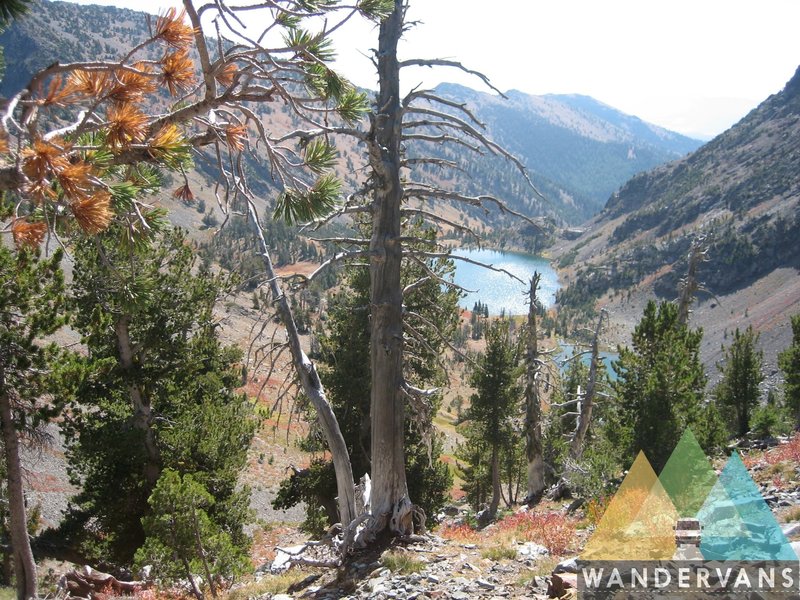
[{"x1": 65, "y1": 0, "x2": 800, "y2": 140}]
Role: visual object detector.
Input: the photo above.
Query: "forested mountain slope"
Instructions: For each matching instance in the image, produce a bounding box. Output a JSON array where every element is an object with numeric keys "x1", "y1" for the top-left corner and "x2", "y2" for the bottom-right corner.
[{"x1": 555, "y1": 65, "x2": 800, "y2": 376}]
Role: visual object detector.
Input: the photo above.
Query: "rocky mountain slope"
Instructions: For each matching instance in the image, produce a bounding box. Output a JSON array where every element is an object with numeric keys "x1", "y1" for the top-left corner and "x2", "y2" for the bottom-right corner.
[
  {"x1": 555, "y1": 65, "x2": 800, "y2": 378},
  {"x1": 0, "y1": 0, "x2": 701, "y2": 231}
]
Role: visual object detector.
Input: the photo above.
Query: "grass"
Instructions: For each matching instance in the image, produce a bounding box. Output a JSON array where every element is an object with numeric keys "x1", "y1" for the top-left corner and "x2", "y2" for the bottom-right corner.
[
  {"x1": 0, "y1": 587, "x2": 15, "y2": 600},
  {"x1": 224, "y1": 571, "x2": 316, "y2": 600},
  {"x1": 481, "y1": 545, "x2": 516, "y2": 560},
  {"x1": 782, "y1": 505, "x2": 800, "y2": 523},
  {"x1": 380, "y1": 551, "x2": 425, "y2": 575}
]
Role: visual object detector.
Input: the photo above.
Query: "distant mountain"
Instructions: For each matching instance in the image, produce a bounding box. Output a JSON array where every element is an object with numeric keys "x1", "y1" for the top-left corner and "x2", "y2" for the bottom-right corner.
[
  {"x1": 433, "y1": 83, "x2": 701, "y2": 222},
  {"x1": 555, "y1": 65, "x2": 800, "y2": 375},
  {"x1": 0, "y1": 0, "x2": 702, "y2": 233}
]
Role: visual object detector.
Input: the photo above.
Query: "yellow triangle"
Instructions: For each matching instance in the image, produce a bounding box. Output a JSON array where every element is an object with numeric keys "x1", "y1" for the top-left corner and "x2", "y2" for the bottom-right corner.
[
  {"x1": 625, "y1": 475, "x2": 678, "y2": 559},
  {"x1": 583, "y1": 451, "x2": 677, "y2": 560}
]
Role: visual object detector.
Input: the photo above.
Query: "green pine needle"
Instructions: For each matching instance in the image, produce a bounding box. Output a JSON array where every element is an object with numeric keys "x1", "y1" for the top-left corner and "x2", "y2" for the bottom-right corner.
[
  {"x1": 0, "y1": 0, "x2": 33, "y2": 27},
  {"x1": 284, "y1": 28, "x2": 336, "y2": 63},
  {"x1": 110, "y1": 182, "x2": 140, "y2": 210},
  {"x1": 273, "y1": 174, "x2": 341, "y2": 225},
  {"x1": 336, "y1": 87, "x2": 370, "y2": 124},
  {"x1": 357, "y1": 0, "x2": 394, "y2": 21},
  {"x1": 276, "y1": 11, "x2": 301, "y2": 28},
  {"x1": 294, "y1": 0, "x2": 338, "y2": 13},
  {"x1": 303, "y1": 139, "x2": 338, "y2": 174},
  {"x1": 303, "y1": 62, "x2": 352, "y2": 102}
]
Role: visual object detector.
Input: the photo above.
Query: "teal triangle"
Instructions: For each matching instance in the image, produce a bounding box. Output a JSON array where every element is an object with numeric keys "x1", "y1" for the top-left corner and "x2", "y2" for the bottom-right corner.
[
  {"x1": 698, "y1": 452, "x2": 797, "y2": 560},
  {"x1": 697, "y1": 473, "x2": 750, "y2": 557}
]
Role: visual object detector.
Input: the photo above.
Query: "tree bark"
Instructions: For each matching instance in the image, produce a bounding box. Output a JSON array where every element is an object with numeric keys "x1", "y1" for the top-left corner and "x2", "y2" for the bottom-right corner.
[
  {"x1": 488, "y1": 445, "x2": 500, "y2": 520},
  {"x1": 0, "y1": 372, "x2": 38, "y2": 600},
  {"x1": 191, "y1": 505, "x2": 216, "y2": 598},
  {"x1": 525, "y1": 275, "x2": 545, "y2": 504},
  {"x1": 677, "y1": 236, "x2": 707, "y2": 326},
  {"x1": 246, "y1": 202, "x2": 357, "y2": 531},
  {"x1": 114, "y1": 315, "x2": 161, "y2": 488},
  {"x1": 366, "y1": 0, "x2": 411, "y2": 535}
]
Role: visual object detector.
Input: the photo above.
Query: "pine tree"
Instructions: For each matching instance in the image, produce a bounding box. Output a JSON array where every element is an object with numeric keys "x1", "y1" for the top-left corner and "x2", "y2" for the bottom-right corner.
[
  {"x1": 779, "y1": 314, "x2": 800, "y2": 425},
  {"x1": 611, "y1": 300, "x2": 708, "y2": 471},
  {"x1": 465, "y1": 319, "x2": 521, "y2": 520},
  {"x1": 135, "y1": 470, "x2": 250, "y2": 599},
  {"x1": 714, "y1": 326, "x2": 764, "y2": 437},
  {"x1": 0, "y1": 239, "x2": 66, "y2": 600},
  {"x1": 57, "y1": 228, "x2": 255, "y2": 567}
]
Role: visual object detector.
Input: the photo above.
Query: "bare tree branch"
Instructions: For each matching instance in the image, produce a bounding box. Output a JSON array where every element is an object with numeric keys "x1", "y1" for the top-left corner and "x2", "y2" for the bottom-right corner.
[{"x1": 399, "y1": 58, "x2": 506, "y2": 97}]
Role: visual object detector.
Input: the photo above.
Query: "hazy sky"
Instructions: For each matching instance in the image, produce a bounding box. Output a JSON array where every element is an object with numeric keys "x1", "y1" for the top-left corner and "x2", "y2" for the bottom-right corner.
[{"x1": 66, "y1": 0, "x2": 800, "y2": 140}]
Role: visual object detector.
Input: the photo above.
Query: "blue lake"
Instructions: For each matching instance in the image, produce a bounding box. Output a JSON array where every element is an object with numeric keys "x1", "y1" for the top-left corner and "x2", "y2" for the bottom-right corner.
[
  {"x1": 451, "y1": 248, "x2": 560, "y2": 316},
  {"x1": 555, "y1": 341, "x2": 619, "y2": 381}
]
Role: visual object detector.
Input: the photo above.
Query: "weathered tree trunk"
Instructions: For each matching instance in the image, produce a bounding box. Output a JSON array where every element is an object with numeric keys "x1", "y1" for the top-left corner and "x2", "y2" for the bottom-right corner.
[
  {"x1": 489, "y1": 446, "x2": 501, "y2": 520},
  {"x1": 114, "y1": 315, "x2": 161, "y2": 488},
  {"x1": 191, "y1": 505, "x2": 216, "y2": 598},
  {"x1": 677, "y1": 236, "x2": 707, "y2": 326},
  {"x1": 366, "y1": 0, "x2": 412, "y2": 535},
  {"x1": 0, "y1": 372, "x2": 38, "y2": 600},
  {"x1": 247, "y1": 202, "x2": 357, "y2": 530},
  {"x1": 525, "y1": 275, "x2": 545, "y2": 504},
  {"x1": 569, "y1": 311, "x2": 605, "y2": 460}
]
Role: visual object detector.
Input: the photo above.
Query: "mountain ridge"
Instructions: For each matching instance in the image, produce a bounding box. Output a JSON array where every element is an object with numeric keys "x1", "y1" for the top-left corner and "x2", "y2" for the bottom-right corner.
[
  {"x1": 0, "y1": 0, "x2": 702, "y2": 231},
  {"x1": 554, "y1": 64, "x2": 800, "y2": 378},
  {"x1": 431, "y1": 82, "x2": 701, "y2": 221}
]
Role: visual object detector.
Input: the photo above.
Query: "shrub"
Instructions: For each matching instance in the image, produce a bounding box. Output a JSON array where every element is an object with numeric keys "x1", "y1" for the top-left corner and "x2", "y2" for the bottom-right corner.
[
  {"x1": 494, "y1": 512, "x2": 576, "y2": 555},
  {"x1": 750, "y1": 403, "x2": 793, "y2": 439}
]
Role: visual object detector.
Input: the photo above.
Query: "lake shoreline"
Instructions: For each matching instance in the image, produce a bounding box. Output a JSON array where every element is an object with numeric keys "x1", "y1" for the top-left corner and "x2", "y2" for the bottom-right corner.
[{"x1": 451, "y1": 247, "x2": 561, "y2": 317}]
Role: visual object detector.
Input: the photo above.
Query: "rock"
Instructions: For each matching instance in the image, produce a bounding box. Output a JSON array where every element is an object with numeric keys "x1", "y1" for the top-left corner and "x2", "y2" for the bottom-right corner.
[
  {"x1": 476, "y1": 508, "x2": 493, "y2": 528},
  {"x1": 59, "y1": 566, "x2": 146, "y2": 598},
  {"x1": 547, "y1": 572, "x2": 578, "y2": 597},
  {"x1": 442, "y1": 504, "x2": 461, "y2": 516},
  {"x1": 272, "y1": 595, "x2": 292, "y2": 600},
  {"x1": 475, "y1": 578, "x2": 495, "y2": 590},
  {"x1": 369, "y1": 577, "x2": 388, "y2": 594},
  {"x1": 553, "y1": 556, "x2": 579, "y2": 574},
  {"x1": 782, "y1": 523, "x2": 800, "y2": 537},
  {"x1": 450, "y1": 593, "x2": 470, "y2": 600},
  {"x1": 566, "y1": 498, "x2": 584, "y2": 512},
  {"x1": 517, "y1": 542, "x2": 549, "y2": 559}
]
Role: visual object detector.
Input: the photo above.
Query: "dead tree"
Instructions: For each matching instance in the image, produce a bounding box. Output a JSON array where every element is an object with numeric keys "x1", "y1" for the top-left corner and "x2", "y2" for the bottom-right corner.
[
  {"x1": 284, "y1": 0, "x2": 545, "y2": 539},
  {"x1": 247, "y1": 201, "x2": 357, "y2": 532},
  {"x1": 677, "y1": 236, "x2": 709, "y2": 325},
  {"x1": 524, "y1": 274, "x2": 546, "y2": 504},
  {"x1": 354, "y1": 0, "x2": 544, "y2": 538},
  {"x1": 569, "y1": 310, "x2": 607, "y2": 460}
]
